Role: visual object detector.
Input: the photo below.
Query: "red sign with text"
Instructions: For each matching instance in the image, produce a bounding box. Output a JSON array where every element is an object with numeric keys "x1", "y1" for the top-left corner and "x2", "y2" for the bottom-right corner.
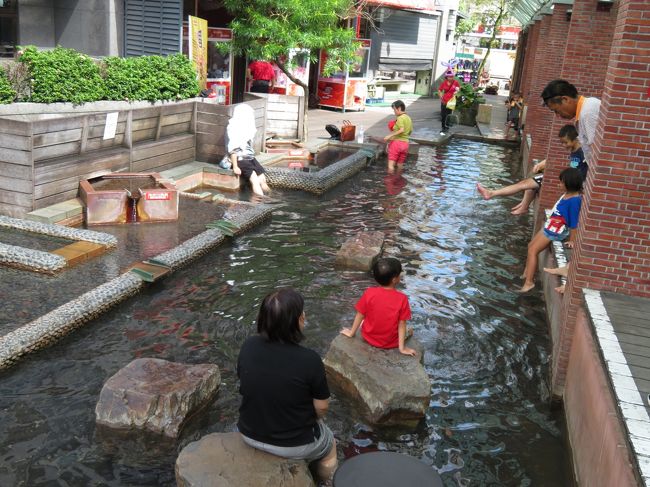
[{"x1": 145, "y1": 192, "x2": 171, "y2": 201}]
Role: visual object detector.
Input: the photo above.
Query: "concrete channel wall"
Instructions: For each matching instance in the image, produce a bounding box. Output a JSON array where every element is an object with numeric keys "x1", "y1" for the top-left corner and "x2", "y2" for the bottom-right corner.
[
  {"x1": 541, "y1": 239, "x2": 643, "y2": 486},
  {"x1": 0, "y1": 96, "x2": 271, "y2": 218}
]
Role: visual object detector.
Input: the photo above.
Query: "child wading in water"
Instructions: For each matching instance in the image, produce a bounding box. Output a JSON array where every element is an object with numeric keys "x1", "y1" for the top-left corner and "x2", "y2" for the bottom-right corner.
[
  {"x1": 340, "y1": 257, "x2": 416, "y2": 356},
  {"x1": 519, "y1": 168, "x2": 583, "y2": 293},
  {"x1": 383, "y1": 100, "x2": 413, "y2": 174}
]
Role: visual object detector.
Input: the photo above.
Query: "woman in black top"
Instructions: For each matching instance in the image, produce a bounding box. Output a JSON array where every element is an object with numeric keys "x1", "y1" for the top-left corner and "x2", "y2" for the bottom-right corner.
[{"x1": 237, "y1": 288, "x2": 338, "y2": 484}]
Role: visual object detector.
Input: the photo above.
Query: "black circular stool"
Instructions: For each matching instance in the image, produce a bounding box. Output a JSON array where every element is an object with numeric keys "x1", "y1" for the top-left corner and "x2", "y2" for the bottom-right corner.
[{"x1": 333, "y1": 451, "x2": 442, "y2": 487}]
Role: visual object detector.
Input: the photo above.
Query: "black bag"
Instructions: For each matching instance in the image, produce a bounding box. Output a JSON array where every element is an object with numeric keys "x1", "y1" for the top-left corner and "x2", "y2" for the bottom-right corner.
[{"x1": 325, "y1": 124, "x2": 341, "y2": 140}]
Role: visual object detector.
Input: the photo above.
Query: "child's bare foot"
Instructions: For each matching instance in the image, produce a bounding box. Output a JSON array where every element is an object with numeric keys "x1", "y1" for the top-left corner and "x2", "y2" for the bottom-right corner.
[
  {"x1": 511, "y1": 206, "x2": 529, "y2": 215},
  {"x1": 555, "y1": 284, "x2": 566, "y2": 294},
  {"x1": 517, "y1": 281, "x2": 535, "y2": 293},
  {"x1": 544, "y1": 266, "x2": 569, "y2": 277},
  {"x1": 476, "y1": 183, "x2": 493, "y2": 200}
]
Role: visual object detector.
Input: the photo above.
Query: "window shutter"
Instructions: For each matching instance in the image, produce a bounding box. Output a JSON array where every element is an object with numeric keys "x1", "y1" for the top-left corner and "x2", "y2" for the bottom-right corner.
[{"x1": 124, "y1": 0, "x2": 182, "y2": 56}]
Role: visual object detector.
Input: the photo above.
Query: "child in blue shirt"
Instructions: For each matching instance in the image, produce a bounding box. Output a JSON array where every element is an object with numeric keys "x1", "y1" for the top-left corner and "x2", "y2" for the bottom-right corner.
[{"x1": 519, "y1": 168, "x2": 582, "y2": 293}]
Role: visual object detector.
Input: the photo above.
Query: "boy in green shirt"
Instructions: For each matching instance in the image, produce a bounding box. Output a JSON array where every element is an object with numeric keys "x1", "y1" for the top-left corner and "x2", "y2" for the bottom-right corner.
[{"x1": 384, "y1": 100, "x2": 413, "y2": 173}]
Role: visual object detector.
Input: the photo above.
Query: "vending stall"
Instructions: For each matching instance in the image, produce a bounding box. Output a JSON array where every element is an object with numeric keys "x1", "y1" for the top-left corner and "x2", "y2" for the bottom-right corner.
[
  {"x1": 317, "y1": 39, "x2": 371, "y2": 112},
  {"x1": 183, "y1": 24, "x2": 233, "y2": 104}
]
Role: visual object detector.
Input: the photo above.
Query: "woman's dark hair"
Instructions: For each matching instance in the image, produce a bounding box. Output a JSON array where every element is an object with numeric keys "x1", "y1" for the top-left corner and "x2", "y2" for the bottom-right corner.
[
  {"x1": 541, "y1": 79, "x2": 579, "y2": 105},
  {"x1": 373, "y1": 257, "x2": 403, "y2": 286},
  {"x1": 558, "y1": 124, "x2": 578, "y2": 140},
  {"x1": 257, "y1": 288, "x2": 305, "y2": 344},
  {"x1": 559, "y1": 167, "x2": 583, "y2": 192},
  {"x1": 391, "y1": 100, "x2": 406, "y2": 111}
]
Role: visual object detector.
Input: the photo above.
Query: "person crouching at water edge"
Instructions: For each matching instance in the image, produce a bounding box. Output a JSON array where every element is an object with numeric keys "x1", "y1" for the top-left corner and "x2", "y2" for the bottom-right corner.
[
  {"x1": 237, "y1": 288, "x2": 338, "y2": 485},
  {"x1": 225, "y1": 104, "x2": 270, "y2": 197},
  {"x1": 383, "y1": 100, "x2": 413, "y2": 174},
  {"x1": 519, "y1": 168, "x2": 582, "y2": 293}
]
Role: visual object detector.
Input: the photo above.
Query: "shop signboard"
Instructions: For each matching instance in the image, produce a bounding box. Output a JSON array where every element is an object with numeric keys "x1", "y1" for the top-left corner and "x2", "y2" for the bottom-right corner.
[{"x1": 188, "y1": 16, "x2": 208, "y2": 90}]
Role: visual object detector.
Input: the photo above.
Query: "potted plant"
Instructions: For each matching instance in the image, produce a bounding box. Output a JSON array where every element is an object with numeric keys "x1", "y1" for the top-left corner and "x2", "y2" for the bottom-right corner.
[{"x1": 455, "y1": 82, "x2": 485, "y2": 126}]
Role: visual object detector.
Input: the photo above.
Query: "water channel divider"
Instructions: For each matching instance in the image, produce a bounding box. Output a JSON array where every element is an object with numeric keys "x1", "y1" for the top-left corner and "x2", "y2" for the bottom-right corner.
[
  {"x1": 0, "y1": 215, "x2": 117, "y2": 274},
  {"x1": 0, "y1": 200, "x2": 273, "y2": 371}
]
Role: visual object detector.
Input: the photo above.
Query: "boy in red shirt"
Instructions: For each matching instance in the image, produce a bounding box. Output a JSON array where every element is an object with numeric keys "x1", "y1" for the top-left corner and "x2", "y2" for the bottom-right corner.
[{"x1": 340, "y1": 257, "x2": 416, "y2": 357}]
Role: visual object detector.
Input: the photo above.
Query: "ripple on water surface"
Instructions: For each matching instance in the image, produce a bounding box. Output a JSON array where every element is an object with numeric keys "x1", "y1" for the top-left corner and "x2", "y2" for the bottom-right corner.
[{"x1": 0, "y1": 140, "x2": 574, "y2": 486}]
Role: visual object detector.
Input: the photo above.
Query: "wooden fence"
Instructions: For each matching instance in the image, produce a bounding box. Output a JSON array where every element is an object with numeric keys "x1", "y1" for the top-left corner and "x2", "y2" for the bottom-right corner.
[
  {"x1": 246, "y1": 93, "x2": 304, "y2": 140},
  {"x1": 0, "y1": 101, "x2": 197, "y2": 217},
  {"x1": 195, "y1": 96, "x2": 267, "y2": 164},
  {"x1": 0, "y1": 94, "x2": 295, "y2": 218}
]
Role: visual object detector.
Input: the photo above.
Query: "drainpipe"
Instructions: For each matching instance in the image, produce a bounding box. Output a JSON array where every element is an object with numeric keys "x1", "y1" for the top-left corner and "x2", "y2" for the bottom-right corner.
[{"x1": 431, "y1": 9, "x2": 445, "y2": 95}]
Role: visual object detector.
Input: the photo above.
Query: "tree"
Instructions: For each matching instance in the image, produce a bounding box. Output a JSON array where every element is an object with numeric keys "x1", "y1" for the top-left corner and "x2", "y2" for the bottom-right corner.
[
  {"x1": 223, "y1": 0, "x2": 360, "y2": 96},
  {"x1": 456, "y1": 0, "x2": 512, "y2": 78},
  {"x1": 475, "y1": 0, "x2": 509, "y2": 78}
]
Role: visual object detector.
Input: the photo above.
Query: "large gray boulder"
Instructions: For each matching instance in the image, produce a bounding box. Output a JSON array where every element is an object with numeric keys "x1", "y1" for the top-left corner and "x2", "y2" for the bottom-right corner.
[
  {"x1": 324, "y1": 334, "x2": 429, "y2": 427},
  {"x1": 176, "y1": 432, "x2": 316, "y2": 487},
  {"x1": 95, "y1": 358, "x2": 220, "y2": 437},
  {"x1": 335, "y1": 231, "x2": 384, "y2": 271}
]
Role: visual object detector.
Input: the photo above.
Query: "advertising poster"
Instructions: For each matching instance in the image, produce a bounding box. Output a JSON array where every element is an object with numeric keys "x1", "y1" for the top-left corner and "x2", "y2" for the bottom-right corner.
[{"x1": 188, "y1": 15, "x2": 208, "y2": 90}]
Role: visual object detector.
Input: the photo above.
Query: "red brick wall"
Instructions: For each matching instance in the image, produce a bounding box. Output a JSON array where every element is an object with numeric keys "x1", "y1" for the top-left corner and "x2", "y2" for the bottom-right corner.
[
  {"x1": 564, "y1": 308, "x2": 641, "y2": 486},
  {"x1": 551, "y1": 0, "x2": 650, "y2": 395},
  {"x1": 524, "y1": 7, "x2": 572, "y2": 166},
  {"x1": 538, "y1": 0, "x2": 618, "y2": 212},
  {"x1": 519, "y1": 21, "x2": 540, "y2": 116},
  {"x1": 511, "y1": 30, "x2": 527, "y2": 93}
]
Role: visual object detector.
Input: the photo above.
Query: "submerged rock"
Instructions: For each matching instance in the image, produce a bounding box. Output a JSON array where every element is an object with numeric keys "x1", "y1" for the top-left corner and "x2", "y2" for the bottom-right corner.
[
  {"x1": 335, "y1": 231, "x2": 385, "y2": 271},
  {"x1": 95, "y1": 358, "x2": 220, "y2": 437},
  {"x1": 176, "y1": 432, "x2": 315, "y2": 487},
  {"x1": 324, "y1": 334, "x2": 429, "y2": 426}
]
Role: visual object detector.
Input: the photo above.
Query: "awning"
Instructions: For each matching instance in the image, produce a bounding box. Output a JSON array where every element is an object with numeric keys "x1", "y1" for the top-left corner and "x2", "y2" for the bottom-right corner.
[
  {"x1": 511, "y1": 0, "x2": 571, "y2": 26},
  {"x1": 378, "y1": 58, "x2": 432, "y2": 71},
  {"x1": 364, "y1": 0, "x2": 438, "y2": 11}
]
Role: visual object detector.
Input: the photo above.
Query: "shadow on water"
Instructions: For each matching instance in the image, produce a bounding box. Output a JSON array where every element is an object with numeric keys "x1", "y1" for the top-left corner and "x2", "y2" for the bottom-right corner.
[{"x1": 0, "y1": 140, "x2": 575, "y2": 486}]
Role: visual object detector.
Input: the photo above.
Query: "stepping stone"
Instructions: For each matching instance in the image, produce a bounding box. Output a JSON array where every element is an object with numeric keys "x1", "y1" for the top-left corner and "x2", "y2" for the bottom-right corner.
[
  {"x1": 176, "y1": 432, "x2": 315, "y2": 487},
  {"x1": 129, "y1": 261, "x2": 171, "y2": 282},
  {"x1": 335, "y1": 231, "x2": 384, "y2": 271},
  {"x1": 95, "y1": 358, "x2": 220, "y2": 438},
  {"x1": 324, "y1": 334, "x2": 430, "y2": 427},
  {"x1": 52, "y1": 240, "x2": 106, "y2": 266}
]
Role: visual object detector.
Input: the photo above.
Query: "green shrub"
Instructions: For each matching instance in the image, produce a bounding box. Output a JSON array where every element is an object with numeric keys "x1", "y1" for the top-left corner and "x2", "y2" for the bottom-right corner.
[
  {"x1": 20, "y1": 46, "x2": 104, "y2": 104},
  {"x1": 0, "y1": 68, "x2": 16, "y2": 104},
  {"x1": 104, "y1": 54, "x2": 199, "y2": 102},
  {"x1": 456, "y1": 81, "x2": 485, "y2": 110}
]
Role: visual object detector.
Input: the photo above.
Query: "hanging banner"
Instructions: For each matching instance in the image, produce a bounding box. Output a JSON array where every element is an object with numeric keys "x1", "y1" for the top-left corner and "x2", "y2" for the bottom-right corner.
[{"x1": 188, "y1": 15, "x2": 208, "y2": 90}]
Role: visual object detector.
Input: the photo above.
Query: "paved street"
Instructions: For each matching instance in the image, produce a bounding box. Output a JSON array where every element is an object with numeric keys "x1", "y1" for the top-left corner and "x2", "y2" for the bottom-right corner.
[{"x1": 306, "y1": 94, "x2": 511, "y2": 145}]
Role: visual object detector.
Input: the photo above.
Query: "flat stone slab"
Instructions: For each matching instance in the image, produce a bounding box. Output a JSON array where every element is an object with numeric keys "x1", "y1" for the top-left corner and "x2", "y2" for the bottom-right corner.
[
  {"x1": 95, "y1": 358, "x2": 220, "y2": 437},
  {"x1": 176, "y1": 432, "x2": 315, "y2": 487},
  {"x1": 52, "y1": 241, "x2": 106, "y2": 266},
  {"x1": 324, "y1": 334, "x2": 430, "y2": 426},
  {"x1": 335, "y1": 231, "x2": 384, "y2": 271},
  {"x1": 410, "y1": 127, "x2": 452, "y2": 146}
]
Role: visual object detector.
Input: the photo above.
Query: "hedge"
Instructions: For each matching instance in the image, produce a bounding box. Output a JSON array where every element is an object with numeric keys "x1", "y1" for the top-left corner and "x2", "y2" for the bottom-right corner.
[
  {"x1": 14, "y1": 46, "x2": 200, "y2": 104},
  {"x1": 20, "y1": 46, "x2": 105, "y2": 104},
  {"x1": 0, "y1": 68, "x2": 15, "y2": 104},
  {"x1": 103, "y1": 54, "x2": 200, "y2": 102}
]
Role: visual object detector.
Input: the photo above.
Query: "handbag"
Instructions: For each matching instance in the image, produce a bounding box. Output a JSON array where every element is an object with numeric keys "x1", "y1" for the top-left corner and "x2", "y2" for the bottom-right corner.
[
  {"x1": 340, "y1": 120, "x2": 356, "y2": 142},
  {"x1": 446, "y1": 95, "x2": 457, "y2": 111}
]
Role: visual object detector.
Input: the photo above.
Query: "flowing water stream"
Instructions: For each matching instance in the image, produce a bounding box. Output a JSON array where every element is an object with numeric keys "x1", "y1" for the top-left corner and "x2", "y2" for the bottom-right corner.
[{"x1": 0, "y1": 140, "x2": 574, "y2": 486}]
